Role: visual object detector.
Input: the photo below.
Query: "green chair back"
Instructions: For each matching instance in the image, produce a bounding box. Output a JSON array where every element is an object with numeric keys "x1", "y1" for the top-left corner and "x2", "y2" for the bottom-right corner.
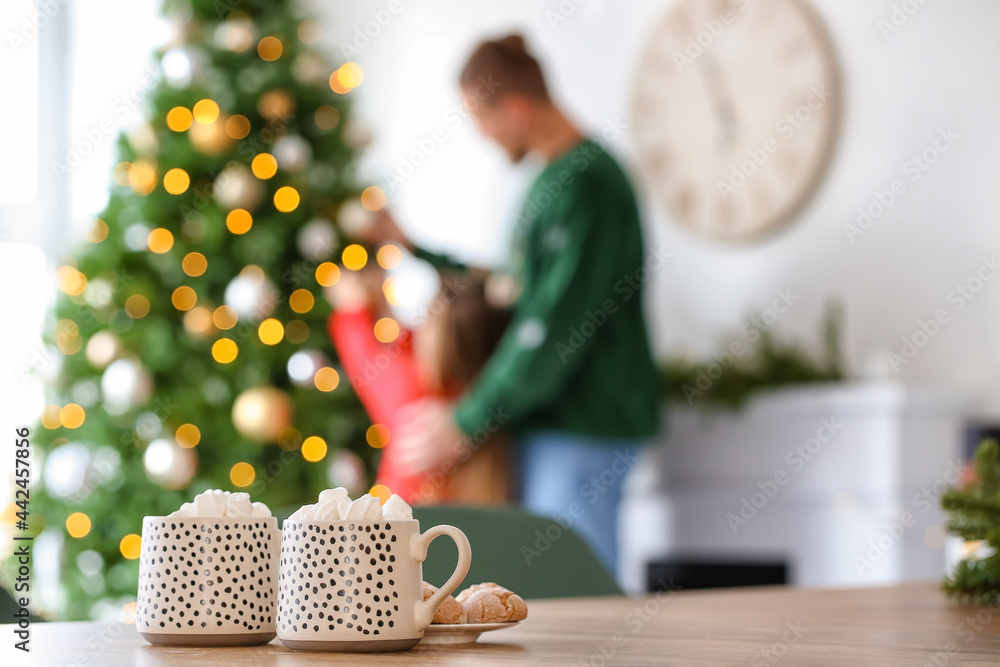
[{"x1": 412, "y1": 505, "x2": 621, "y2": 599}]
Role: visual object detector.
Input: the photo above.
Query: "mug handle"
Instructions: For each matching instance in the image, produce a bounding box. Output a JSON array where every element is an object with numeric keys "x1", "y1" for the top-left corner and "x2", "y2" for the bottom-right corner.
[{"x1": 410, "y1": 524, "x2": 472, "y2": 631}]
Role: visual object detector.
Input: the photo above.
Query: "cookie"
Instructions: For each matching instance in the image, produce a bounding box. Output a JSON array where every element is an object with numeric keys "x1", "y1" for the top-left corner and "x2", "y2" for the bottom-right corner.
[
  {"x1": 422, "y1": 582, "x2": 467, "y2": 624},
  {"x1": 457, "y1": 582, "x2": 528, "y2": 623}
]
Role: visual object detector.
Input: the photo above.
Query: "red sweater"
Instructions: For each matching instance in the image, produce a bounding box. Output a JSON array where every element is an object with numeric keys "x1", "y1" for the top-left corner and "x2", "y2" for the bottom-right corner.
[{"x1": 328, "y1": 308, "x2": 429, "y2": 502}]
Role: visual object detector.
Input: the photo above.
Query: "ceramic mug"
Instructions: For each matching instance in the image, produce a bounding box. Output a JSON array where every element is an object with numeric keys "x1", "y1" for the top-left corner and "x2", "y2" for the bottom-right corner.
[
  {"x1": 277, "y1": 518, "x2": 472, "y2": 652},
  {"x1": 135, "y1": 516, "x2": 280, "y2": 646}
]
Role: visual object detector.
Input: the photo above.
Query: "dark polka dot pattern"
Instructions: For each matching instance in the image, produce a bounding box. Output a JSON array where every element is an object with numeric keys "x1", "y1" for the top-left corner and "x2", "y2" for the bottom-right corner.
[
  {"x1": 136, "y1": 517, "x2": 278, "y2": 636},
  {"x1": 278, "y1": 521, "x2": 412, "y2": 641}
]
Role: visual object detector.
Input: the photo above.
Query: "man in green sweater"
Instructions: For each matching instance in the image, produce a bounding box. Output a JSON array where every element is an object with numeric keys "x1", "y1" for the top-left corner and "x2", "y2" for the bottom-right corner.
[{"x1": 374, "y1": 34, "x2": 662, "y2": 573}]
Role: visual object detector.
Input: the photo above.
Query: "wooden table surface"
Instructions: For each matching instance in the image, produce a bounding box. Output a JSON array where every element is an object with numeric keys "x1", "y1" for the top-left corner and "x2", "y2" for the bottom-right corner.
[{"x1": 8, "y1": 582, "x2": 1000, "y2": 666}]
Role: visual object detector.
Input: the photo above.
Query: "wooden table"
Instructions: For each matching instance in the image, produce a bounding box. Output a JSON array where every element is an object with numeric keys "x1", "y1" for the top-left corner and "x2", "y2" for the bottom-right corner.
[{"x1": 8, "y1": 583, "x2": 1000, "y2": 665}]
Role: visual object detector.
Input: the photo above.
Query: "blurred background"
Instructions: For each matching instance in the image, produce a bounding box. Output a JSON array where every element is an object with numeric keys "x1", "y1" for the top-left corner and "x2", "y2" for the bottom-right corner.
[{"x1": 2, "y1": 0, "x2": 1000, "y2": 621}]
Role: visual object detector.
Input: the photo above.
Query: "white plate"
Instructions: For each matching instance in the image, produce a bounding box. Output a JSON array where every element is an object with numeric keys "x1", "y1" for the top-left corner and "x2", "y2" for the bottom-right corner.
[{"x1": 419, "y1": 621, "x2": 521, "y2": 645}]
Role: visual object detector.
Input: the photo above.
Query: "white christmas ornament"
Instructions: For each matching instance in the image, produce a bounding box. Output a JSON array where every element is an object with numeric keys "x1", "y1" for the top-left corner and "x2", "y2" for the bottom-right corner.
[
  {"x1": 338, "y1": 199, "x2": 375, "y2": 236},
  {"x1": 143, "y1": 438, "x2": 197, "y2": 490},
  {"x1": 296, "y1": 219, "x2": 338, "y2": 260},
  {"x1": 101, "y1": 358, "x2": 153, "y2": 415},
  {"x1": 86, "y1": 331, "x2": 120, "y2": 369},
  {"x1": 214, "y1": 163, "x2": 263, "y2": 210},
  {"x1": 287, "y1": 350, "x2": 327, "y2": 387},
  {"x1": 224, "y1": 270, "x2": 277, "y2": 319},
  {"x1": 274, "y1": 135, "x2": 311, "y2": 172},
  {"x1": 43, "y1": 443, "x2": 91, "y2": 499}
]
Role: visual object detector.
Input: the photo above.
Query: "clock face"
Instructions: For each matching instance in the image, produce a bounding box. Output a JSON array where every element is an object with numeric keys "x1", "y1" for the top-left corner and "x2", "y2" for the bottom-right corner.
[{"x1": 632, "y1": 0, "x2": 839, "y2": 241}]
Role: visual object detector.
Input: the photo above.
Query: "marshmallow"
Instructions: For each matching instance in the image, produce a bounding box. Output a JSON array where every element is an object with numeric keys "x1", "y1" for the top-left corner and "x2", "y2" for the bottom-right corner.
[
  {"x1": 193, "y1": 489, "x2": 228, "y2": 517},
  {"x1": 225, "y1": 492, "x2": 253, "y2": 518},
  {"x1": 169, "y1": 489, "x2": 272, "y2": 518},
  {"x1": 382, "y1": 494, "x2": 413, "y2": 521},
  {"x1": 318, "y1": 487, "x2": 350, "y2": 506}
]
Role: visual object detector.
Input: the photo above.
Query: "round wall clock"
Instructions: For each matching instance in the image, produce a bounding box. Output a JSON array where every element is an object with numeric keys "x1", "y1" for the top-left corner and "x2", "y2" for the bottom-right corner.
[{"x1": 632, "y1": 0, "x2": 839, "y2": 242}]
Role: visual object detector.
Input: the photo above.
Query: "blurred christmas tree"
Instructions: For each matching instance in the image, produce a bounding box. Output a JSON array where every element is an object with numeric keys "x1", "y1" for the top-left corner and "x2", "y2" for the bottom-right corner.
[
  {"x1": 23, "y1": 0, "x2": 391, "y2": 620},
  {"x1": 942, "y1": 440, "x2": 1000, "y2": 605}
]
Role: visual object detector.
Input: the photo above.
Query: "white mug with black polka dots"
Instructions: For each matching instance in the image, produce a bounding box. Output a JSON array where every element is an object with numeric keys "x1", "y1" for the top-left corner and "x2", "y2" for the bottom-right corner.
[
  {"x1": 135, "y1": 516, "x2": 280, "y2": 646},
  {"x1": 277, "y1": 518, "x2": 472, "y2": 652}
]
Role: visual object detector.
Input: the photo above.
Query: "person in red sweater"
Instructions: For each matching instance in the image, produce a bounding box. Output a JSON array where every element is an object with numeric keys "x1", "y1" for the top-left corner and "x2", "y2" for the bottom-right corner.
[{"x1": 327, "y1": 266, "x2": 510, "y2": 505}]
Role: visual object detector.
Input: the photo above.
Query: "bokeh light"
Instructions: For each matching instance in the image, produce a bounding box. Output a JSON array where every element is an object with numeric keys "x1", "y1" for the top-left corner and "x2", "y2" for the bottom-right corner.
[
  {"x1": 225, "y1": 114, "x2": 251, "y2": 139},
  {"x1": 274, "y1": 186, "x2": 300, "y2": 212},
  {"x1": 257, "y1": 36, "x2": 283, "y2": 61},
  {"x1": 314, "y1": 367, "x2": 339, "y2": 392},
  {"x1": 315, "y1": 262, "x2": 341, "y2": 287},
  {"x1": 361, "y1": 186, "x2": 386, "y2": 211},
  {"x1": 176, "y1": 423, "x2": 201, "y2": 448},
  {"x1": 119, "y1": 534, "x2": 142, "y2": 559},
  {"x1": 66, "y1": 512, "x2": 92, "y2": 538},
  {"x1": 147, "y1": 228, "x2": 174, "y2": 254},
  {"x1": 86, "y1": 219, "x2": 109, "y2": 243},
  {"x1": 41, "y1": 405, "x2": 62, "y2": 429},
  {"x1": 171, "y1": 286, "x2": 197, "y2": 311},
  {"x1": 166, "y1": 106, "x2": 193, "y2": 132},
  {"x1": 298, "y1": 19, "x2": 322, "y2": 44},
  {"x1": 226, "y1": 209, "x2": 253, "y2": 234},
  {"x1": 192, "y1": 99, "x2": 220, "y2": 124},
  {"x1": 377, "y1": 244, "x2": 402, "y2": 269},
  {"x1": 301, "y1": 436, "x2": 328, "y2": 462},
  {"x1": 369, "y1": 484, "x2": 391, "y2": 504},
  {"x1": 125, "y1": 294, "x2": 150, "y2": 319},
  {"x1": 374, "y1": 318, "x2": 400, "y2": 343},
  {"x1": 342, "y1": 244, "x2": 368, "y2": 271},
  {"x1": 251, "y1": 153, "x2": 278, "y2": 179},
  {"x1": 213, "y1": 305, "x2": 238, "y2": 330},
  {"x1": 314, "y1": 105, "x2": 340, "y2": 130},
  {"x1": 383, "y1": 277, "x2": 400, "y2": 306},
  {"x1": 289, "y1": 289, "x2": 314, "y2": 313},
  {"x1": 57, "y1": 266, "x2": 87, "y2": 295},
  {"x1": 230, "y1": 462, "x2": 255, "y2": 487},
  {"x1": 163, "y1": 168, "x2": 190, "y2": 195},
  {"x1": 258, "y1": 318, "x2": 284, "y2": 345},
  {"x1": 331, "y1": 62, "x2": 364, "y2": 93},
  {"x1": 60, "y1": 404, "x2": 86, "y2": 429},
  {"x1": 212, "y1": 338, "x2": 239, "y2": 363},
  {"x1": 182, "y1": 252, "x2": 208, "y2": 277},
  {"x1": 366, "y1": 424, "x2": 390, "y2": 449},
  {"x1": 183, "y1": 307, "x2": 213, "y2": 334},
  {"x1": 129, "y1": 161, "x2": 157, "y2": 195}
]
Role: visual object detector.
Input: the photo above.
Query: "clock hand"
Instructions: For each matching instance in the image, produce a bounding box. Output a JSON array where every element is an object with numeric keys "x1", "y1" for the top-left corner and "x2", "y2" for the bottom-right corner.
[{"x1": 700, "y1": 51, "x2": 739, "y2": 154}]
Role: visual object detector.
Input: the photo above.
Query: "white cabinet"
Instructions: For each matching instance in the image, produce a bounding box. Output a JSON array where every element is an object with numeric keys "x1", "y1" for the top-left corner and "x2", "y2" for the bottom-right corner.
[{"x1": 620, "y1": 383, "x2": 971, "y2": 593}]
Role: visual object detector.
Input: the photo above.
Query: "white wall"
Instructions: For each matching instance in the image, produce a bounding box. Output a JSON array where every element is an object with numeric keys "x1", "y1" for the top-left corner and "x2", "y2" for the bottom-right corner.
[{"x1": 314, "y1": 0, "x2": 1000, "y2": 414}]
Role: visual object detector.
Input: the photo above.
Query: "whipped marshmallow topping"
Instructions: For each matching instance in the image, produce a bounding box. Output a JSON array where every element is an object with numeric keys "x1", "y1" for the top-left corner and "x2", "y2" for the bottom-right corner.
[
  {"x1": 168, "y1": 489, "x2": 272, "y2": 518},
  {"x1": 287, "y1": 487, "x2": 412, "y2": 522}
]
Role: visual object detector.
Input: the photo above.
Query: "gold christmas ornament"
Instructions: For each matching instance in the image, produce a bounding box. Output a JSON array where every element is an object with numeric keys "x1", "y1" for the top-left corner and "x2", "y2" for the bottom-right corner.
[
  {"x1": 189, "y1": 117, "x2": 233, "y2": 155},
  {"x1": 231, "y1": 386, "x2": 293, "y2": 443},
  {"x1": 257, "y1": 89, "x2": 295, "y2": 121},
  {"x1": 214, "y1": 163, "x2": 264, "y2": 210}
]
